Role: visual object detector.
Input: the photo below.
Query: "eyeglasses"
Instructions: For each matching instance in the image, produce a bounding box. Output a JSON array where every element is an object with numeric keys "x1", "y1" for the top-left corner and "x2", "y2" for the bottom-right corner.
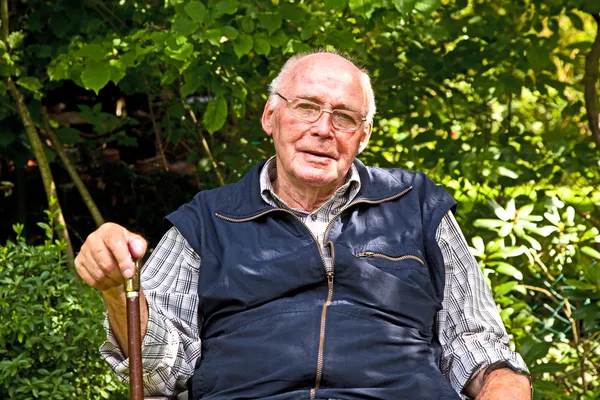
[{"x1": 275, "y1": 93, "x2": 366, "y2": 133}]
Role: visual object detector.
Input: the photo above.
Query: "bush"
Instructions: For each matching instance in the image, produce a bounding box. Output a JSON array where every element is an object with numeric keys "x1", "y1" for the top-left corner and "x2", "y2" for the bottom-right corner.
[{"x1": 0, "y1": 218, "x2": 127, "y2": 399}]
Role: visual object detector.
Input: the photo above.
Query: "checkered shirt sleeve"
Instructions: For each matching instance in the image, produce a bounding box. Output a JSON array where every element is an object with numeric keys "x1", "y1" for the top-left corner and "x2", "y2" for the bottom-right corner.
[
  {"x1": 436, "y1": 211, "x2": 528, "y2": 397},
  {"x1": 100, "y1": 227, "x2": 202, "y2": 396}
]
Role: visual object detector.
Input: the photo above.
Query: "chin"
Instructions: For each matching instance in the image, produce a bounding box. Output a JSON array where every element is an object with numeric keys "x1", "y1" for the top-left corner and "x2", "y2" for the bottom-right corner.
[{"x1": 294, "y1": 169, "x2": 338, "y2": 187}]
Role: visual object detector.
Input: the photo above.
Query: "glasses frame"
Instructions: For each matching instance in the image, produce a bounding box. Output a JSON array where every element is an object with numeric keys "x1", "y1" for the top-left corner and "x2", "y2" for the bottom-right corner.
[{"x1": 275, "y1": 93, "x2": 367, "y2": 133}]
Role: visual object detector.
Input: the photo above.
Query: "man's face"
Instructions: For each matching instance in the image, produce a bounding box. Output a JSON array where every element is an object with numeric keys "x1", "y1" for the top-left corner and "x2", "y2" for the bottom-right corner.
[{"x1": 261, "y1": 54, "x2": 372, "y2": 192}]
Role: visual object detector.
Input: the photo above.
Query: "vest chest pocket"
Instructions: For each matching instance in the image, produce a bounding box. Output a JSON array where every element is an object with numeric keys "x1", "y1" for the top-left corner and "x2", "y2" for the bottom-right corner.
[{"x1": 355, "y1": 250, "x2": 428, "y2": 276}]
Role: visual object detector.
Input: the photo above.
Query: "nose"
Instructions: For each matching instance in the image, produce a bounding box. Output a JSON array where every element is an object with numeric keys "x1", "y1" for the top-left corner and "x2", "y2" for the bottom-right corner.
[{"x1": 311, "y1": 110, "x2": 334, "y2": 137}]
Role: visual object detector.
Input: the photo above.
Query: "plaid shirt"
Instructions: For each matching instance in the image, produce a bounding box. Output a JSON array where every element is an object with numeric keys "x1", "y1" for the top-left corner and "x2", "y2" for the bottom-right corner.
[{"x1": 101, "y1": 157, "x2": 527, "y2": 397}]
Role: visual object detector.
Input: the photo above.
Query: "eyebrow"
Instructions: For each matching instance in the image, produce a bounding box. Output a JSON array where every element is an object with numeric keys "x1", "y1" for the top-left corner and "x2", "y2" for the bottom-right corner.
[{"x1": 296, "y1": 94, "x2": 362, "y2": 114}]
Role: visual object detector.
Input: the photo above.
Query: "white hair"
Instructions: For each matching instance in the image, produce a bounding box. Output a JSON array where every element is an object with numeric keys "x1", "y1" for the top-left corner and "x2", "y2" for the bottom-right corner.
[{"x1": 268, "y1": 49, "x2": 376, "y2": 124}]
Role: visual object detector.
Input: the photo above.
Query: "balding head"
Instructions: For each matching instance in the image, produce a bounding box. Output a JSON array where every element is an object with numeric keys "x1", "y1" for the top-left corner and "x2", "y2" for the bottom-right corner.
[{"x1": 269, "y1": 50, "x2": 376, "y2": 123}]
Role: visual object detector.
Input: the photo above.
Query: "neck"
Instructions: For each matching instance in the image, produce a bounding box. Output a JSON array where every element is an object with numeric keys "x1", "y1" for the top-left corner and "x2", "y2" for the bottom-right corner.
[{"x1": 273, "y1": 175, "x2": 345, "y2": 213}]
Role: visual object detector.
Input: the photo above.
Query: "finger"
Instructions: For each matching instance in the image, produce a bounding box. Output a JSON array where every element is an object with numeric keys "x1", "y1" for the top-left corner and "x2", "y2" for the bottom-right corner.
[
  {"x1": 126, "y1": 231, "x2": 147, "y2": 261},
  {"x1": 102, "y1": 226, "x2": 137, "y2": 279},
  {"x1": 75, "y1": 251, "x2": 120, "y2": 291},
  {"x1": 86, "y1": 249, "x2": 124, "y2": 288}
]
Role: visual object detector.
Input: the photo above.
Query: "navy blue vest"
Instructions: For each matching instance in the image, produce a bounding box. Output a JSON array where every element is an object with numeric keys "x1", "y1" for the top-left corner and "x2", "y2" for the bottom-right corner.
[{"x1": 167, "y1": 159, "x2": 460, "y2": 400}]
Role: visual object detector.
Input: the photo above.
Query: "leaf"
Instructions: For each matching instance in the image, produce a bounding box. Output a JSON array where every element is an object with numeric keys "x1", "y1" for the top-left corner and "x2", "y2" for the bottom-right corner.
[
  {"x1": 495, "y1": 246, "x2": 526, "y2": 258},
  {"x1": 494, "y1": 281, "x2": 519, "y2": 297},
  {"x1": 241, "y1": 17, "x2": 254, "y2": 33},
  {"x1": 234, "y1": 34, "x2": 253, "y2": 58},
  {"x1": 80, "y1": 62, "x2": 110, "y2": 95},
  {"x1": 254, "y1": 38, "x2": 271, "y2": 56},
  {"x1": 349, "y1": 0, "x2": 375, "y2": 18},
  {"x1": 473, "y1": 219, "x2": 506, "y2": 230},
  {"x1": 529, "y1": 362, "x2": 566, "y2": 374},
  {"x1": 488, "y1": 199, "x2": 510, "y2": 221},
  {"x1": 213, "y1": 0, "x2": 239, "y2": 18},
  {"x1": 325, "y1": 0, "x2": 348, "y2": 11},
  {"x1": 520, "y1": 339, "x2": 551, "y2": 365},
  {"x1": 517, "y1": 204, "x2": 534, "y2": 218},
  {"x1": 74, "y1": 43, "x2": 105, "y2": 59},
  {"x1": 393, "y1": 0, "x2": 416, "y2": 13},
  {"x1": 498, "y1": 223, "x2": 513, "y2": 237},
  {"x1": 531, "y1": 225, "x2": 557, "y2": 237},
  {"x1": 583, "y1": 263, "x2": 600, "y2": 286},
  {"x1": 7, "y1": 31, "x2": 24, "y2": 50},
  {"x1": 55, "y1": 128, "x2": 80, "y2": 145},
  {"x1": 16, "y1": 77, "x2": 43, "y2": 93},
  {"x1": 172, "y1": 15, "x2": 198, "y2": 36},
  {"x1": 221, "y1": 26, "x2": 239, "y2": 40},
  {"x1": 165, "y1": 39, "x2": 194, "y2": 61},
  {"x1": 258, "y1": 12, "x2": 283, "y2": 35},
  {"x1": 472, "y1": 236, "x2": 485, "y2": 255},
  {"x1": 581, "y1": 246, "x2": 600, "y2": 260},
  {"x1": 0, "y1": 129, "x2": 16, "y2": 147},
  {"x1": 205, "y1": 29, "x2": 223, "y2": 47},
  {"x1": 414, "y1": 0, "x2": 441, "y2": 13},
  {"x1": 497, "y1": 166, "x2": 519, "y2": 179},
  {"x1": 489, "y1": 262, "x2": 523, "y2": 280},
  {"x1": 184, "y1": 1, "x2": 207, "y2": 24},
  {"x1": 523, "y1": 235, "x2": 542, "y2": 251},
  {"x1": 203, "y1": 97, "x2": 228, "y2": 134}
]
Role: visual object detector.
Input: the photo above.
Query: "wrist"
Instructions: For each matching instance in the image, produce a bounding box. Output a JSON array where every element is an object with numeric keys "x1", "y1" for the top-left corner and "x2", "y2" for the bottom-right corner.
[{"x1": 479, "y1": 363, "x2": 532, "y2": 400}]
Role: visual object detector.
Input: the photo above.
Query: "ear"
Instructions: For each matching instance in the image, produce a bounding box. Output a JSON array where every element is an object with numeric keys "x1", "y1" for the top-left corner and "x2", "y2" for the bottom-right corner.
[
  {"x1": 357, "y1": 121, "x2": 373, "y2": 154},
  {"x1": 261, "y1": 98, "x2": 275, "y2": 137}
]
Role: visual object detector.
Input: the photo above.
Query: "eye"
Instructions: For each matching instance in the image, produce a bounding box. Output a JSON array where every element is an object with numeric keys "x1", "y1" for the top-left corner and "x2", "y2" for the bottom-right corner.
[
  {"x1": 334, "y1": 111, "x2": 359, "y2": 124},
  {"x1": 295, "y1": 101, "x2": 320, "y2": 112}
]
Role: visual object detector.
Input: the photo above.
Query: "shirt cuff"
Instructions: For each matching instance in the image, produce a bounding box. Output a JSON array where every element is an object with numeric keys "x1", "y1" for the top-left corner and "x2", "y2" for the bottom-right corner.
[{"x1": 460, "y1": 354, "x2": 529, "y2": 399}]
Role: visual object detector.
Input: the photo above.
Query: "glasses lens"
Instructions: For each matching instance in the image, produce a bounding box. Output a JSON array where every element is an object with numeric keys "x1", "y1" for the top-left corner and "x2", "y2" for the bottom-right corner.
[
  {"x1": 290, "y1": 99, "x2": 321, "y2": 122},
  {"x1": 332, "y1": 111, "x2": 361, "y2": 131}
]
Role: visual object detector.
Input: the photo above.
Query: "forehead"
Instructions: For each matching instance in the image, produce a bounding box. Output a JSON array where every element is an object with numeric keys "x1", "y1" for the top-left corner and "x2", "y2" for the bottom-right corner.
[{"x1": 286, "y1": 55, "x2": 367, "y2": 110}]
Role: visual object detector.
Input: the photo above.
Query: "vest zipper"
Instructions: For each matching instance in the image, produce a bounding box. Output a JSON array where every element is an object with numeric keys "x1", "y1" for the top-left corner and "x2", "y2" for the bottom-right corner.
[
  {"x1": 216, "y1": 185, "x2": 413, "y2": 398},
  {"x1": 356, "y1": 252, "x2": 425, "y2": 265},
  {"x1": 310, "y1": 242, "x2": 334, "y2": 400}
]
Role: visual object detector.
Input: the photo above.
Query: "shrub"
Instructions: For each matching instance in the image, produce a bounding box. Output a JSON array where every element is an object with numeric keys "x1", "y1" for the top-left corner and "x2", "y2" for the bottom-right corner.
[{"x1": 0, "y1": 218, "x2": 127, "y2": 399}]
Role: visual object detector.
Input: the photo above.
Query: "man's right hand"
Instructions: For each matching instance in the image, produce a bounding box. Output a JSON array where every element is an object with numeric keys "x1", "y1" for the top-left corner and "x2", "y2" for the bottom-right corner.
[{"x1": 75, "y1": 223, "x2": 148, "y2": 292}]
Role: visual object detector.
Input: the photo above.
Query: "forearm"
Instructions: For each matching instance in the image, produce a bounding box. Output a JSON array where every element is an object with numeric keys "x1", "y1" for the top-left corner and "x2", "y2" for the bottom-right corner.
[
  {"x1": 464, "y1": 367, "x2": 531, "y2": 399},
  {"x1": 102, "y1": 286, "x2": 149, "y2": 358}
]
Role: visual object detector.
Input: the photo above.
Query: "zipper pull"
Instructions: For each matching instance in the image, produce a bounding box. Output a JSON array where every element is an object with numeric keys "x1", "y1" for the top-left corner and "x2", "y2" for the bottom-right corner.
[
  {"x1": 357, "y1": 251, "x2": 374, "y2": 257},
  {"x1": 327, "y1": 271, "x2": 334, "y2": 284}
]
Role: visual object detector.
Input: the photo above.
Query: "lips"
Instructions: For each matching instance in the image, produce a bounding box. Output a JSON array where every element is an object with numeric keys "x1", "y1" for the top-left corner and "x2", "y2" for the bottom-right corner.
[{"x1": 301, "y1": 150, "x2": 336, "y2": 159}]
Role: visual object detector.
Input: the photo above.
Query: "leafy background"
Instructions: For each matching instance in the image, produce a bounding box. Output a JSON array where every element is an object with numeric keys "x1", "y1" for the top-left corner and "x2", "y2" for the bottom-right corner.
[{"x1": 0, "y1": 0, "x2": 599, "y2": 398}]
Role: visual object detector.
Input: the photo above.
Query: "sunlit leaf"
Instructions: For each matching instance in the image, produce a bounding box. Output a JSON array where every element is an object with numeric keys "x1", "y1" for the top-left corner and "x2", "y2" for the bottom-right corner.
[
  {"x1": 80, "y1": 62, "x2": 110, "y2": 94},
  {"x1": 582, "y1": 246, "x2": 600, "y2": 260},
  {"x1": 489, "y1": 261, "x2": 523, "y2": 280},
  {"x1": 203, "y1": 97, "x2": 228, "y2": 134}
]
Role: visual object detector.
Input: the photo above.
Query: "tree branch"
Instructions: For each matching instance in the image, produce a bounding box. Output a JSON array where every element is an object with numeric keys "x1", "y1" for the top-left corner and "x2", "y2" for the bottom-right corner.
[
  {"x1": 584, "y1": 14, "x2": 600, "y2": 149},
  {"x1": 185, "y1": 107, "x2": 225, "y2": 187},
  {"x1": 142, "y1": 73, "x2": 169, "y2": 171},
  {"x1": 41, "y1": 106, "x2": 105, "y2": 227}
]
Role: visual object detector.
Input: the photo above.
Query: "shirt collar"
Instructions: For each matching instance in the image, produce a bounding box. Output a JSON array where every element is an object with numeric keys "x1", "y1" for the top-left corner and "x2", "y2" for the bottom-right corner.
[{"x1": 259, "y1": 156, "x2": 361, "y2": 212}]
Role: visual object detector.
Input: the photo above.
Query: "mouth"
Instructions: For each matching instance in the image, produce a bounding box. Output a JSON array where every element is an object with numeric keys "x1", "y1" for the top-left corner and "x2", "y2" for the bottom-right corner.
[{"x1": 301, "y1": 150, "x2": 336, "y2": 160}]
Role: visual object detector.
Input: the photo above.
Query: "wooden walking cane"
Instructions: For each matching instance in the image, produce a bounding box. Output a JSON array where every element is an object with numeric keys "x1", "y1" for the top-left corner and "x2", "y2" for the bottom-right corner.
[{"x1": 126, "y1": 260, "x2": 144, "y2": 400}]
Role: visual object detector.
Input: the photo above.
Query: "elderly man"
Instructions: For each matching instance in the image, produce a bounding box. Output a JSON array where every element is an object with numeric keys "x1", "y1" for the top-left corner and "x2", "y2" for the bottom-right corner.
[{"x1": 75, "y1": 51, "x2": 530, "y2": 399}]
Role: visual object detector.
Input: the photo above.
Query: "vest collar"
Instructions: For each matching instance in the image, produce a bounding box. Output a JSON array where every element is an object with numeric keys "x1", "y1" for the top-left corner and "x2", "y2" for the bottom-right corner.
[{"x1": 214, "y1": 158, "x2": 412, "y2": 220}]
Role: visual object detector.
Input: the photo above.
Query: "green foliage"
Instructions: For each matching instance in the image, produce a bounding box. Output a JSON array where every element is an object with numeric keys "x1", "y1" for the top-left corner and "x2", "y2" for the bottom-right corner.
[
  {"x1": 466, "y1": 191, "x2": 600, "y2": 398},
  {"x1": 0, "y1": 218, "x2": 127, "y2": 399}
]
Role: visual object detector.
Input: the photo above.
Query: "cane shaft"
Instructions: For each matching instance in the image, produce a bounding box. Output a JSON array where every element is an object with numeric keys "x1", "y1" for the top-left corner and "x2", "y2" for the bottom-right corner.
[{"x1": 126, "y1": 262, "x2": 143, "y2": 400}]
